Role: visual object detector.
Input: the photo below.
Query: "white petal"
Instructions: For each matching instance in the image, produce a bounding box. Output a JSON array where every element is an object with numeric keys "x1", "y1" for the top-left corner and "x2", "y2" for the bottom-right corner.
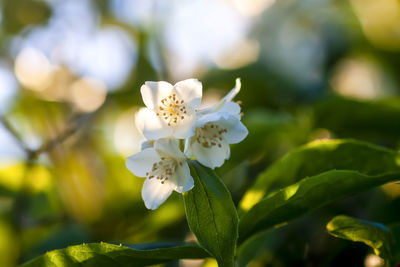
[
  {"x1": 140, "y1": 81, "x2": 173, "y2": 109},
  {"x1": 137, "y1": 108, "x2": 173, "y2": 140},
  {"x1": 172, "y1": 107, "x2": 196, "y2": 139},
  {"x1": 184, "y1": 138, "x2": 193, "y2": 158},
  {"x1": 196, "y1": 111, "x2": 237, "y2": 129},
  {"x1": 196, "y1": 112, "x2": 225, "y2": 127},
  {"x1": 174, "y1": 79, "x2": 202, "y2": 109},
  {"x1": 196, "y1": 113, "x2": 248, "y2": 144},
  {"x1": 126, "y1": 148, "x2": 160, "y2": 177},
  {"x1": 171, "y1": 161, "x2": 194, "y2": 193},
  {"x1": 154, "y1": 138, "x2": 185, "y2": 159},
  {"x1": 198, "y1": 78, "x2": 241, "y2": 115},
  {"x1": 222, "y1": 78, "x2": 241, "y2": 102},
  {"x1": 191, "y1": 138, "x2": 230, "y2": 169},
  {"x1": 140, "y1": 140, "x2": 154, "y2": 150},
  {"x1": 219, "y1": 101, "x2": 241, "y2": 119},
  {"x1": 141, "y1": 178, "x2": 174, "y2": 210},
  {"x1": 222, "y1": 119, "x2": 248, "y2": 144}
]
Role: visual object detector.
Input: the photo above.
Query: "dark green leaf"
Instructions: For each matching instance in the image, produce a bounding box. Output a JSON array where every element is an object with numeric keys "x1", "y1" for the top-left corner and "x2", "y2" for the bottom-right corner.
[
  {"x1": 183, "y1": 161, "x2": 238, "y2": 267},
  {"x1": 236, "y1": 226, "x2": 289, "y2": 267},
  {"x1": 327, "y1": 215, "x2": 393, "y2": 265},
  {"x1": 21, "y1": 242, "x2": 210, "y2": 267},
  {"x1": 238, "y1": 139, "x2": 400, "y2": 214},
  {"x1": 238, "y1": 170, "x2": 400, "y2": 243},
  {"x1": 315, "y1": 95, "x2": 400, "y2": 143}
]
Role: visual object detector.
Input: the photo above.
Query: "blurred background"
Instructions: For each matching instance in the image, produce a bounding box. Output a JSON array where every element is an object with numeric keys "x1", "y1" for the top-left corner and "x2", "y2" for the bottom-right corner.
[{"x1": 1, "y1": 0, "x2": 400, "y2": 266}]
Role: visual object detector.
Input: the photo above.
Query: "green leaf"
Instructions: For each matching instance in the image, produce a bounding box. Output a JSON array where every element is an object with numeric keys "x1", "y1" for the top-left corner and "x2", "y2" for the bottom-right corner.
[
  {"x1": 236, "y1": 226, "x2": 289, "y2": 267},
  {"x1": 314, "y1": 95, "x2": 400, "y2": 143},
  {"x1": 327, "y1": 215, "x2": 394, "y2": 266},
  {"x1": 183, "y1": 161, "x2": 238, "y2": 267},
  {"x1": 21, "y1": 242, "x2": 210, "y2": 267},
  {"x1": 238, "y1": 170, "x2": 400, "y2": 243},
  {"x1": 238, "y1": 139, "x2": 400, "y2": 214}
]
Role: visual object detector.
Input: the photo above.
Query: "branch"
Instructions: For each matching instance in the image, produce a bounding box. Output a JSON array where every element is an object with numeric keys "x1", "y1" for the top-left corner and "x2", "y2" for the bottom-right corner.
[
  {"x1": 1, "y1": 113, "x2": 92, "y2": 160},
  {"x1": 29, "y1": 113, "x2": 92, "y2": 158},
  {"x1": 0, "y1": 116, "x2": 30, "y2": 153}
]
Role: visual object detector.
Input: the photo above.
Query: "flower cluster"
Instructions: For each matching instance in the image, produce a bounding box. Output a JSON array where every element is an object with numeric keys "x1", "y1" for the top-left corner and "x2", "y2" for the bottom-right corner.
[{"x1": 126, "y1": 78, "x2": 248, "y2": 209}]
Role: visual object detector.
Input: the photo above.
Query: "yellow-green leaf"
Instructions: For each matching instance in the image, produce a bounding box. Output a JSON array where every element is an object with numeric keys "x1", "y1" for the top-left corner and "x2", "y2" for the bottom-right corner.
[
  {"x1": 239, "y1": 139, "x2": 400, "y2": 214},
  {"x1": 21, "y1": 242, "x2": 210, "y2": 267},
  {"x1": 239, "y1": 170, "x2": 400, "y2": 243},
  {"x1": 327, "y1": 215, "x2": 394, "y2": 266}
]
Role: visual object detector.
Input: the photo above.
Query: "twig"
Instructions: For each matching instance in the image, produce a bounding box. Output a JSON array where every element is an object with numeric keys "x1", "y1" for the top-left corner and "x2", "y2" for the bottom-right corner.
[
  {"x1": 0, "y1": 116, "x2": 31, "y2": 153},
  {"x1": 1, "y1": 113, "x2": 92, "y2": 160},
  {"x1": 28, "y1": 113, "x2": 91, "y2": 158}
]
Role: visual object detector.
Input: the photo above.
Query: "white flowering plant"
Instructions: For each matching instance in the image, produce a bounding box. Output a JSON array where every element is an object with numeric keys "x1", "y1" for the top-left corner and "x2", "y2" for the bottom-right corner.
[
  {"x1": 123, "y1": 78, "x2": 247, "y2": 266},
  {"x1": 22, "y1": 79, "x2": 400, "y2": 267},
  {"x1": 121, "y1": 79, "x2": 400, "y2": 267},
  {"x1": 126, "y1": 78, "x2": 247, "y2": 211}
]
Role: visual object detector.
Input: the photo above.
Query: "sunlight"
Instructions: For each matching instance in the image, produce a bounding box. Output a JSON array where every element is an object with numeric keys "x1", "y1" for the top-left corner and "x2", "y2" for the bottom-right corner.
[
  {"x1": 283, "y1": 183, "x2": 299, "y2": 201},
  {"x1": 331, "y1": 58, "x2": 383, "y2": 100},
  {"x1": 239, "y1": 189, "x2": 265, "y2": 212},
  {"x1": 351, "y1": 0, "x2": 400, "y2": 50},
  {"x1": 14, "y1": 47, "x2": 53, "y2": 91},
  {"x1": 230, "y1": 0, "x2": 276, "y2": 17},
  {"x1": 381, "y1": 183, "x2": 400, "y2": 199},
  {"x1": 0, "y1": 162, "x2": 24, "y2": 191},
  {"x1": 114, "y1": 108, "x2": 145, "y2": 156},
  {"x1": 69, "y1": 77, "x2": 107, "y2": 113},
  {"x1": 214, "y1": 39, "x2": 260, "y2": 69},
  {"x1": 0, "y1": 162, "x2": 52, "y2": 193},
  {"x1": 164, "y1": 0, "x2": 249, "y2": 78},
  {"x1": 57, "y1": 154, "x2": 105, "y2": 223},
  {"x1": 364, "y1": 254, "x2": 384, "y2": 267}
]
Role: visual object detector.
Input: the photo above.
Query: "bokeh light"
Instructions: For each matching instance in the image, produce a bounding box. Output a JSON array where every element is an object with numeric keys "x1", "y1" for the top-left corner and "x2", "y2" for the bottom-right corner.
[
  {"x1": 14, "y1": 47, "x2": 53, "y2": 91},
  {"x1": 331, "y1": 58, "x2": 382, "y2": 99},
  {"x1": 351, "y1": 0, "x2": 400, "y2": 50},
  {"x1": 230, "y1": 0, "x2": 276, "y2": 17},
  {"x1": 114, "y1": 108, "x2": 145, "y2": 156},
  {"x1": 69, "y1": 77, "x2": 107, "y2": 113}
]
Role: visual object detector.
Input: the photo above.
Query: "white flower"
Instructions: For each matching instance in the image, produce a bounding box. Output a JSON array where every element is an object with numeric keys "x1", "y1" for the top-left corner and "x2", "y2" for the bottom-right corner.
[
  {"x1": 185, "y1": 111, "x2": 248, "y2": 169},
  {"x1": 126, "y1": 138, "x2": 194, "y2": 210},
  {"x1": 185, "y1": 78, "x2": 248, "y2": 169},
  {"x1": 198, "y1": 78, "x2": 242, "y2": 119},
  {"x1": 137, "y1": 79, "x2": 202, "y2": 140},
  {"x1": 140, "y1": 140, "x2": 154, "y2": 150}
]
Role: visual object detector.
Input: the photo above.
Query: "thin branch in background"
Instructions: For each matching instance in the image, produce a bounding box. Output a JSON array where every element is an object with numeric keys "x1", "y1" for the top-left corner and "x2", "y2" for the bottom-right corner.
[
  {"x1": 0, "y1": 116, "x2": 31, "y2": 154},
  {"x1": 29, "y1": 113, "x2": 92, "y2": 159},
  {"x1": 1, "y1": 113, "x2": 93, "y2": 160}
]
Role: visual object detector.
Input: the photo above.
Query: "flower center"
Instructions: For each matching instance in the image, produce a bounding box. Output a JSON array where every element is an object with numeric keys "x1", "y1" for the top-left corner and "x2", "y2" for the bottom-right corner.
[
  {"x1": 156, "y1": 93, "x2": 187, "y2": 127},
  {"x1": 195, "y1": 123, "x2": 227, "y2": 148},
  {"x1": 145, "y1": 157, "x2": 183, "y2": 184}
]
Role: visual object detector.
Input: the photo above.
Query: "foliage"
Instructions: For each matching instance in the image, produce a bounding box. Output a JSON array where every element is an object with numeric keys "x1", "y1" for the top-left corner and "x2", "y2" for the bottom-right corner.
[
  {"x1": 21, "y1": 242, "x2": 210, "y2": 267},
  {"x1": 327, "y1": 215, "x2": 393, "y2": 266},
  {"x1": 183, "y1": 161, "x2": 238, "y2": 267},
  {"x1": 239, "y1": 170, "x2": 400, "y2": 242},
  {"x1": 1, "y1": 0, "x2": 400, "y2": 266},
  {"x1": 239, "y1": 139, "x2": 400, "y2": 214}
]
